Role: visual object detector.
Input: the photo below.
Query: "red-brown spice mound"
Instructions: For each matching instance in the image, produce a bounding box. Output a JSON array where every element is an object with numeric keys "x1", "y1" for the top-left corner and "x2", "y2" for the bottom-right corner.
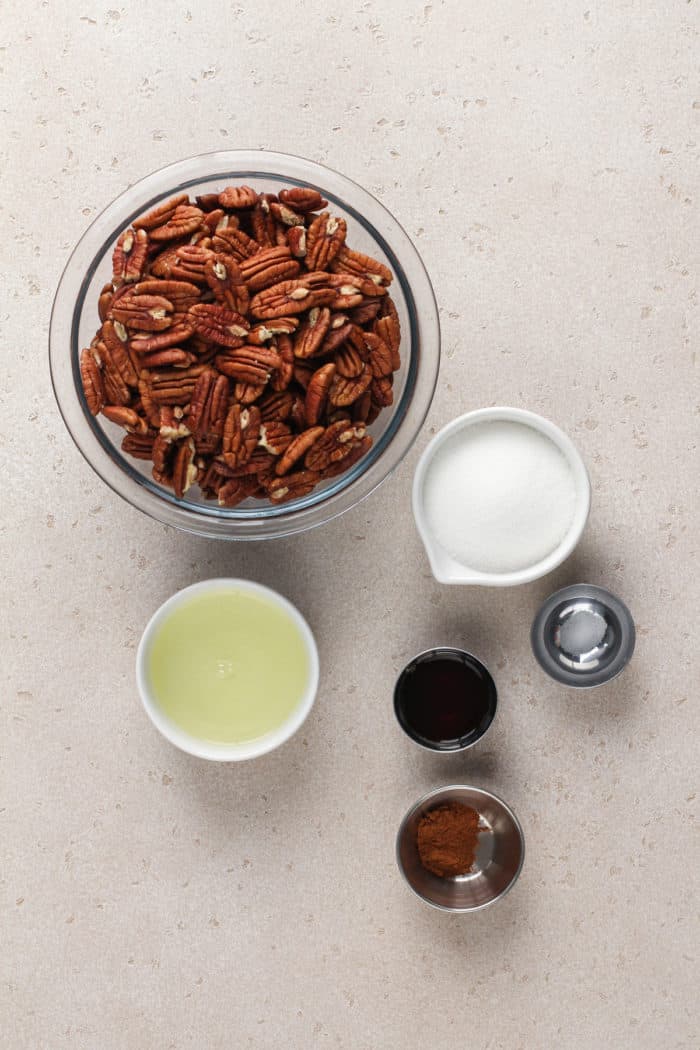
[{"x1": 416, "y1": 802, "x2": 482, "y2": 877}]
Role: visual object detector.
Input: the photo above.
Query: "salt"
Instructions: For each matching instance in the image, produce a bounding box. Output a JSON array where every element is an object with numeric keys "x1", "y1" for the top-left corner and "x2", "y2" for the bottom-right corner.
[{"x1": 423, "y1": 421, "x2": 577, "y2": 574}]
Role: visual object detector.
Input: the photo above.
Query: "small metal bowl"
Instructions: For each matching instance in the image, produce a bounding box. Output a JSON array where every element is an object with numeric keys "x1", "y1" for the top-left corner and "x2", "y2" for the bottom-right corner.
[{"x1": 396, "y1": 785, "x2": 525, "y2": 912}]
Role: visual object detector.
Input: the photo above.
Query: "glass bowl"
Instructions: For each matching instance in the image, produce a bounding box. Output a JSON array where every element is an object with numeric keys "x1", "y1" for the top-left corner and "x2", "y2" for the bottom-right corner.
[{"x1": 50, "y1": 150, "x2": 440, "y2": 539}]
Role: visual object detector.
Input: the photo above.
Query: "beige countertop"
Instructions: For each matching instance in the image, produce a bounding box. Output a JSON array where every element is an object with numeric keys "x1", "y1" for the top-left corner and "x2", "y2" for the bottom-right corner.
[{"x1": 3, "y1": 3, "x2": 698, "y2": 1047}]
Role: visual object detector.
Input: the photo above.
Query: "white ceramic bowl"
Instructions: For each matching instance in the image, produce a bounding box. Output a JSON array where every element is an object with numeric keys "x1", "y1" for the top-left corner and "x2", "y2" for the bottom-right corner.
[
  {"x1": 136, "y1": 579, "x2": 319, "y2": 760},
  {"x1": 412, "y1": 407, "x2": 591, "y2": 586}
]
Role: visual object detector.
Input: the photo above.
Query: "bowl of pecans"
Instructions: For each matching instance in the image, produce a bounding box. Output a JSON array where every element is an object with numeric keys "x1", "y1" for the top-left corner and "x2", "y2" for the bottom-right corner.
[{"x1": 50, "y1": 151, "x2": 440, "y2": 539}]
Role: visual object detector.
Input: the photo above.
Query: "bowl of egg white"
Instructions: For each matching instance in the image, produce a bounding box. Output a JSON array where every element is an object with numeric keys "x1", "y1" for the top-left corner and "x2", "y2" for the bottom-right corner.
[{"x1": 412, "y1": 407, "x2": 591, "y2": 586}]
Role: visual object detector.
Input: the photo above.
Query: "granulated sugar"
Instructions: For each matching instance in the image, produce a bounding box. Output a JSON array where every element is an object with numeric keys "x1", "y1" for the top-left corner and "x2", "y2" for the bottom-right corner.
[{"x1": 423, "y1": 421, "x2": 577, "y2": 574}]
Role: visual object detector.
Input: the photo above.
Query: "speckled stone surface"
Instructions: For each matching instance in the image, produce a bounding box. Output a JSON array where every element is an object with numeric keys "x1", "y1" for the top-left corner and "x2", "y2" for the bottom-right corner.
[{"x1": 2, "y1": 3, "x2": 698, "y2": 1047}]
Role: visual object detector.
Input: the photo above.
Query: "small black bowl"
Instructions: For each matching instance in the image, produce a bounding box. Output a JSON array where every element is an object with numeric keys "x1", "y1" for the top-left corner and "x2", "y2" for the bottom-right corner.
[{"x1": 394, "y1": 647, "x2": 498, "y2": 752}]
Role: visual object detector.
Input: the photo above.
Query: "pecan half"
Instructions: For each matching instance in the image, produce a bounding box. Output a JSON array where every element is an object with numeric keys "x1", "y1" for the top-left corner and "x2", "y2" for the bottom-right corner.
[
  {"x1": 305, "y1": 213, "x2": 347, "y2": 271},
  {"x1": 133, "y1": 279, "x2": 200, "y2": 313},
  {"x1": 234, "y1": 381, "x2": 267, "y2": 405},
  {"x1": 247, "y1": 318, "x2": 299, "y2": 345},
  {"x1": 187, "y1": 370, "x2": 228, "y2": 443},
  {"x1": 218, "y1": 185, "x2": 258, "y2": 209},
  {"x1": 330, "y1": 245, "x2": 393, "y2": 286},
  {"x1": 205, "y1": 253, "x2": 250, "y2": 314},
  {"x1": 217, "y1": 476, "x2": 259, "y2": 507},
  {"x1": 374, "y1": 297, "x2": 401, "y2": 370},
  {"x1": 320, "y1": 434, "x2": 373, "y2": 478},
  {"x1": 271, "y1": 334, "x2": 294, "y2": 392},
  {"x1": 151, "y1": 244, "x2": 214, "y2": 282},
  {"x1": 258, "y1": 390, "x2": 295, "y2": 422},
  {"x1": 133, "y1": 193, "x2": 189, "y2": 231},
  {"x1": 212, "y1": 225, "x2": 261, "y2": 261},
  {"x1": 264, "y1": 470, "x2": 320, "y2": 503},
  {"x1": 215, "y1": 344, "x2": 281, "y2": 385},
  {"x1": 112, "y1": 227, "x2": 149, "y2": 285},
  {"x1": 249, "y1": 276, "x2": 335, "y2": 319},
  {"x1": 121, "y1": 431, "x2": 156, "y2": 460},
  {"x1": 275, "y1": 426, "x2": 324, "y2": 475},
  {"x1": 220, "y1": 404, "x2": 261, "y2": 468},
  {"x1": 110, "y1": 293, "x2": 173, "y2": 332},
  {"x1": 278, "y1": 187, "x2": 328, "y2": 213},
  {"x1": 102, "y1": 405, "x2": 147, "y2": 432},
  {"x1": 363, "y1": 331, "x2": 393, "y2": 377},
  {"x1": 304, "y1": 362, "x2": 336, "y2": 425},
  {"x1": 349, "y1": 299, "x2": 382, "y2": 326},
  {"x1": 293, "y1": 307, "x2": 331, "y2": 359},
  {"x1": 96, "y1": 340, "x2": 131, "y2": 407},
  {"x1": 240, "y1": 246, "x2": 301, "y2": 293},
  {"x1": 140, "y1": 347, "x2": 195, "y2": 369},
  {"x1": 98, "y1": 283, "x2": 114, "y2": 323},
  {"x1": 251, "y1": 195, "x2": 278, "y2": 246},
  {"x1": 328, "y1": 362, "x2": 372, "y2": 407},
  {"x1": 188, "y1": 303, "x2": 250, "y2": 347},
  {"x1": 80, "y1": 347, "x2": 105, "y2": 415},
  {"x1": 304, "y1": 420, "x2": 367, "y2": 472},
  {"x1": 371, "y1": 375, "x2": 394, "y2": 408},
  {"x1": 172, "y1": 438, "x2": 198, "y2": 498},
  {"x1": 286, "y1": 226, "x2": 307, "y2": 258},
  {"x1": 130, "y1": 323, "x2": 194, "y2": 354},
  {"x1": 269, "y1": 201, "x2": 304, "y2": 227},
  {"x1": 258, "y1": 421, "x2": 293, "y2": 456},
  {"x1": 150, "y1": 205, "x2": 204, "y2": 242}
]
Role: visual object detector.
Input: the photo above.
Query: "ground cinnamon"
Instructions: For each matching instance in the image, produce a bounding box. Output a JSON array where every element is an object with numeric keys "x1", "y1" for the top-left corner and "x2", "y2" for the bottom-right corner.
[{"x1": 416, "y1": 802, "x2": 482, "y2": 877}]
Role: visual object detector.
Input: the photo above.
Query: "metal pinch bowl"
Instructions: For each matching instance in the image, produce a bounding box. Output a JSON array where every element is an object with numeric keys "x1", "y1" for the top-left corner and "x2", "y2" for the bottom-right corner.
[{"x1": 396, "y1": 785, "x2": 525, "y2": 912}]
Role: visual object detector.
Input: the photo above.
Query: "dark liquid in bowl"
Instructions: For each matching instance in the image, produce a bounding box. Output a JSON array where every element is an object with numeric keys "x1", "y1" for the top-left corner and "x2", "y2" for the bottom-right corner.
[{"x1": 394, "y1": 650, "x2": 496, "y2": 750}]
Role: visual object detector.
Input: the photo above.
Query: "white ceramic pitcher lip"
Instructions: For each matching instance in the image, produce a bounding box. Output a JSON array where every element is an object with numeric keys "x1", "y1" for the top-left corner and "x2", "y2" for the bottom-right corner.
[
  {"x1": 136, "y1": 578, "x2": 319, "y2": 761},
  {"x1": 412, "y1": 407, "x2": 591, "y2": 587}
]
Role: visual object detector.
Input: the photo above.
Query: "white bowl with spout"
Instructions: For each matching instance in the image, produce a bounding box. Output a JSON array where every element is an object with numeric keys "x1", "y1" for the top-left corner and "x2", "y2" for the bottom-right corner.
[{"x1": 412, "y1": 407, "x2": 591, "y2": 587}]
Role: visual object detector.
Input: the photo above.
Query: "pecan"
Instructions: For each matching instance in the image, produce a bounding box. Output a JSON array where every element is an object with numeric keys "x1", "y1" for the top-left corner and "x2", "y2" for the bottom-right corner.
[
  {"x1": 121, "y1": 430, "x2": 156, "y2": 460},
  {"x1": 150, "y1": 205, "x2": 204, "y2": 242},
  {"x1": 264, "y1": 470, "x2": 320, "y2": 503},
  {"x1": 304, "y1": 362, "x2": 336, "y2": 425},
  {"x1": 133, "y1": 279, "x2": 200, "y2": 313},
  {"x1": 212, "y1": 225, "x2": 261, "y2": 261},
  {"x1": 271, "y1": 334, "x2": 294, "y2": 392},
  {"x1": 215, "y1": 343, "x2": 281, "y2": 385},
  {"x1": 240, "y1": 246, "x2": 300, "y2": 293},
  {"x1": 304, "y1": 420, "x2": 367, "y2": 472},
  {"x1": 110, "y1": 293, "x2": 173, "y2": 332},
  {"x1": 249, "y1": 276, "x2": 335, "y2": 319},
  {"x1": 187, "y1": 370, "x2": 229, "y2": 445},
  {"x1": 349, "y1": 299, "x2": 382, "y2": 326},
  {"x1": 305, "y1": 213, "x2": 347, "y2": 271},
  {"x1": 293, "y1": 307, "x2": 331, "y2": 359},
  {"x1": 130, "y1": 323, "x2": 194, "y2": 354},
  {"x1": 258, "y1": 390, "x2": 294, "y2": 422},
  {"x1": 147, "y1": 364, "x2": 206, "y2": 406},
  {"x1": 97, "y1": 341, "x2": 131, "y2": 407},
  {"x1": 374, "y1": 297, "x2": 401, "y2": 370},
  {"x1": 371, "y1": 375, "x2": 394, "y2": 408},
  {"x1": 287, "y1": 226, "x2": 306, "y2": 258},
  {"x1": 362, "y1": 331, "x2": 393, "y2": 377},
  {"x1": 319, "y1": 321, "x2": 353, "y2": 356},
  {"x1": 159, "y1": 406, "x2": 191, "y2": 441},
  {"x1": 102, "y1": 405, "x2": 147, "y2": 432},
  {"x1": 269, "y1": 201, "x2": 305, "y2": 227},
  {"x1": 234, "y1": 381, "x2": 267, "y2": 405},
  {"x1": 326, "y1": 273, "x2": 387, "y2": 310},
  {"x1": 335, "y1": 341, "x2": 365, "y2": 378},
  {"x1": 205, "y1": 254, "x2": 249, "y2": 314},
  {"x1": 258, "y1": 421, "x2": 293, "y2": 456},
  {"x1": 112, "y1": 227, "x2": 149, "y2": 285},
  {"x1": 188, "y1": 303, "x2": 250, "y2": 347},
  {"x1": 133, "y1": 193, "x2": 189, "y2": 231},
  {"x1": 195, "y1": 193, "x2": 222, "y2": 212},
  {"x1": 151, "y1": 244, "x2": 214, "y2": 282},
  {"x1": 275, "y1": 426, "x2": 324, "y2": 475},
  {"x1": 220, "y1": 404, "x2": 261, "y2": 468},
  {"x1": 98, "y1": 283, "x2": 114, "y2": 323},
  {"x1": 218, "y1": 185, "x2": 258, "y2": 209},
  {"x1": 320, "y1": 434, "x2": 373, "y2": 478},
  {"x1": 247, "y1": 318, "x2": 299, "y2": 345},
  {"x1": 278, "y1": 187, "x2": 328, "y2": 213},
  {"x1": 217, "y1": 476, "x2": 259, "y2": 507},
  {"x1": 80, "y1": 347, "x2": 105, "y2": 415},
  {"x1": 138, "y1": 377, "x2": 161, "y2": 427},
  {"x1": 352, "y1": 390, "x2": 372, "y2": 423},
  {"x1": 328, "y1": 362, "x2": 372, "y2": 407},
  {"x1": 251, "y1": 195, "x2": 278, "y2": 246},
  {"x1": 330, "y1": 245, "x2": 393, "y2": 286},
  {"x1": 172, "y1": 438, "x2": 198, "y2": 498},
  {"x1": 202, "y1": 208, "x2": 226, "y2": 234},
  {"x1": 140, "y1": 347, "x2": 195, "y2": 369},
  {"x1": 224, "y1": 448, "x2": 276, "y2": 477}
]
